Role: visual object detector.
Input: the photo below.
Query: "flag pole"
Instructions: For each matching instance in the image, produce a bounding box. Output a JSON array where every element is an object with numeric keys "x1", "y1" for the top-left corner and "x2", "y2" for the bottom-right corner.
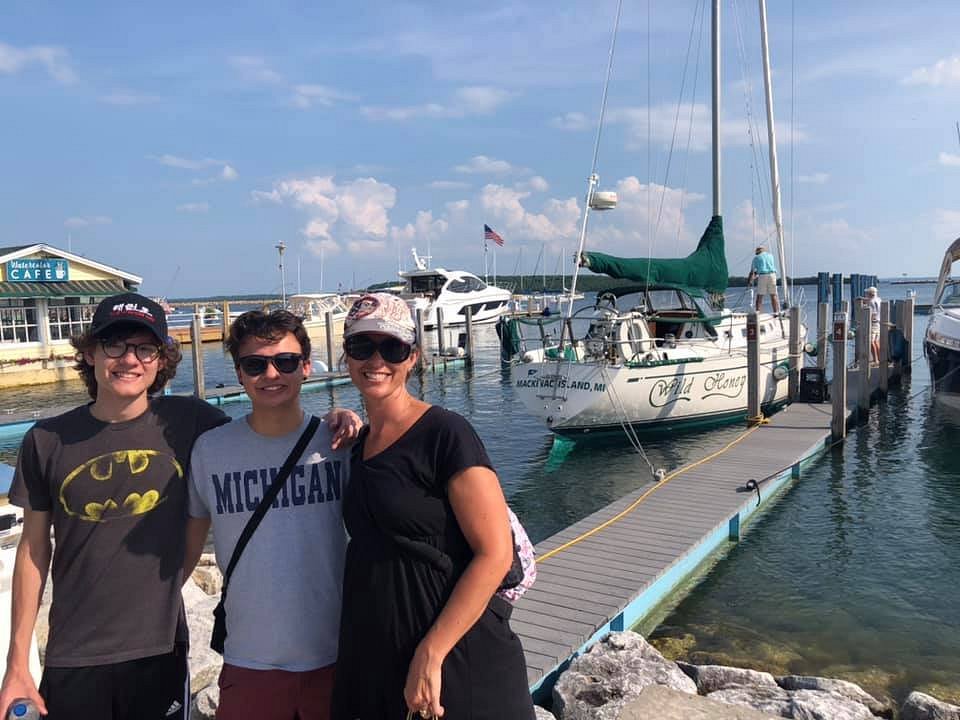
[{"x1": 483, "y1": 232, "x2": 489, "y2": 284}]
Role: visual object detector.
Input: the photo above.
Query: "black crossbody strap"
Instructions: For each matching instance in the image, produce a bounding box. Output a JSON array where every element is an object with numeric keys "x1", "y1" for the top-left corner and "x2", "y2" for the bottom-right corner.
[{"x1": 220, "y1": 415, "x2": 320, "y2": 594}]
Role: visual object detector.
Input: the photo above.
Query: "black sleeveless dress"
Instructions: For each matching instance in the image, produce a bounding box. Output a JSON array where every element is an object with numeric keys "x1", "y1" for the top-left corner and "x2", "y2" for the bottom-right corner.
[{"x1": 331, "y1": 406, "x2": 534, "y2": 720}]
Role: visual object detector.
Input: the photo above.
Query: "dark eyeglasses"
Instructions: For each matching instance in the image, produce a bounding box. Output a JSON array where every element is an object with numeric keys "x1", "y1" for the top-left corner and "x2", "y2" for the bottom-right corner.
[
  {"x1": 101, "y1": 339, "x2": 161, "y2": 362},
  {"x1": 237, "y1": 352, "x2": 305, "y2": 376},
  {"x1": 344, "y1": 335, "x2": 412, "y2": 364}
]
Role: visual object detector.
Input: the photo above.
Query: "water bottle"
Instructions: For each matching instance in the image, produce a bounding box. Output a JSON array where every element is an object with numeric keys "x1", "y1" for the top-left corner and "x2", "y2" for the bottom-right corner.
[{"x1": 6, "y1": 699, "x2": 40, "y2": 720}]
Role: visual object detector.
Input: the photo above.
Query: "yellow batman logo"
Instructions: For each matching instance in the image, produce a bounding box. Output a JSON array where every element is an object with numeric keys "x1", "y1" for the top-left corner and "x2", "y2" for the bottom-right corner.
[{"x1": 60, "y1": 450, "x2": 183, "y2": 522}]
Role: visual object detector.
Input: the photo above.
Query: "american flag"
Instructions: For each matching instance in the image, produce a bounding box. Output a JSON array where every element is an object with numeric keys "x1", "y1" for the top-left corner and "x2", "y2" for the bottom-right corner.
[{"x1": 484, "y1": 224, "x2": 504, "y2": 247}]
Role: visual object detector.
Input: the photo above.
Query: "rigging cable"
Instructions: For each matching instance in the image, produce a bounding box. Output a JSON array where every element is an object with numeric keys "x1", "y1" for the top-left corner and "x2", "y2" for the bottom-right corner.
[{"x1": 675, "y1": 0, "x2": 708, "y2": 253}]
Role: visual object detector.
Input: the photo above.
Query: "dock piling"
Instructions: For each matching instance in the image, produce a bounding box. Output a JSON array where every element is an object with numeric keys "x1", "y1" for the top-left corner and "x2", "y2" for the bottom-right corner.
[
  {"x1": 880, "y1": 301, "x2": 890, "y2": 394},
  {"x1": 190, "y1": 315, "x2": 205, "y2": 399},
  {"x1": 817, "y1": 302, "x2": 829, "y2": 371},
  {"x1": 324, "y1": 311, "x2": 335, "y2": 371},
  {"x1": 831, "y1": 302, "x2": 848, "y2": 442},
  {"x1": 464, "y1": 306, "x2": 474, "y2": 368},
  {"x1": 788, "y1": 306, "x2": 801, "y2": 402},
  {"x1": 415, "y1": 310, "x2": 426, "y2": 372},
  {"x1": 856, "y1": 302, "x2": 871, "y2": 417},
  {"x1": 436, "y1": 308, "x2": 446, "y2": 356},
  {"x1": 221, "y1": 301, "x2": 230, "y2": 341},
  {"x1": 831, "y1": 273, "x2": 843, "y2": 313},
  {"x1": 746, "y1": 312, "x2": 761, "y2": 424},
  {"x1": 902, "y1": 296, "x2": 915, "y2": 373}
]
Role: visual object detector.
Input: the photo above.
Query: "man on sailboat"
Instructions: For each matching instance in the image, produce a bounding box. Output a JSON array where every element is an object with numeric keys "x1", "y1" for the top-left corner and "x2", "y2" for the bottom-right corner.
[{"x1": 749, "y1": 245, "x2": 780, "y2": 314}]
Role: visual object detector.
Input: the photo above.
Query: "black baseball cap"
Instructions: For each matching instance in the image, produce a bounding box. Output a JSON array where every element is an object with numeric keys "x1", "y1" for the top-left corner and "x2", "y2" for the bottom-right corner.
[{"x1": 90, "y1": 293, "x2": 168, "y2": 342}]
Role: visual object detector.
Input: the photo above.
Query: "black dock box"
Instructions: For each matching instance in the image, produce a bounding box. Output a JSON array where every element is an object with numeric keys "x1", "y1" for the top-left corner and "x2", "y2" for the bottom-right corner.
[{"x1": 799, "y1": 367, "x2": 828, "y2": 403}]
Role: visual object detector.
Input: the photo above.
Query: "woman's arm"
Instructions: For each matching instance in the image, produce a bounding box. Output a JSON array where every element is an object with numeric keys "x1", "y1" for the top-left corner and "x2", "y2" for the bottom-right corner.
[{"x1": 404, "y1": 465, "x2": 514, "y2": 718}]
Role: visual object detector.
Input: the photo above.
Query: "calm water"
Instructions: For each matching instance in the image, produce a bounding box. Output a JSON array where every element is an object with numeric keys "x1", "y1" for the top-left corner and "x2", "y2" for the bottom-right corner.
[{"x1": 0, "y1": 281, "x2": 955, "y2": 702}]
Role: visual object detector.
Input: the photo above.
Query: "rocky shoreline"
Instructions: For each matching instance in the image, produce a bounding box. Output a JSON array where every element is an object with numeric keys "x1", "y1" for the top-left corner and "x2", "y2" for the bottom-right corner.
[{"x1": 30, "y1": 558, "x2": 958, "y2": 720}]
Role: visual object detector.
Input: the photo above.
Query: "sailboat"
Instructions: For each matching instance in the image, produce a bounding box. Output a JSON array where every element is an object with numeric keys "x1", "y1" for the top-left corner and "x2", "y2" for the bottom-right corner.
[{"x1": 506, "y1": 0, "x2": 806, "y2": 437}]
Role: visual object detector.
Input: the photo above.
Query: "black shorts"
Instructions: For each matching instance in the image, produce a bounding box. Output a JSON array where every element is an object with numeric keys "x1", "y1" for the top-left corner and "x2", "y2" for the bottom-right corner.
[{"x1": 39, "y1": 644, "x2": 189, "y2": 720}]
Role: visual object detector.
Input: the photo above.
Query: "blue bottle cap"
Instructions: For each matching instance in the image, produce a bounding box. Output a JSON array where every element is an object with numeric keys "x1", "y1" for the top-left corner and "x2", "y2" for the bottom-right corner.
[{"x1": 12, "y1": 704, "x2": 28, "y2": 718}]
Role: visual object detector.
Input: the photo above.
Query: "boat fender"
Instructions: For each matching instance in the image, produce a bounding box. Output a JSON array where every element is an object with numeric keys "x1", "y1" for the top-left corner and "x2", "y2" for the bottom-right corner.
[
  {"x1": 653, "y1": 468, "x2": 666, "y2": 482},
  {"x1": 803, "y1": 342, "x2": 817, "y2": 356},
  {"x1": 772, "y1": 363, "x2": 789, "y2": 381}
]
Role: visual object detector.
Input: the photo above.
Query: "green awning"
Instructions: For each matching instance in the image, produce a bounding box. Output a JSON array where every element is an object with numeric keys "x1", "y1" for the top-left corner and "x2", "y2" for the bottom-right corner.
[{"x1": 0, "y1": 279, "x2": 128, "y2": 298}]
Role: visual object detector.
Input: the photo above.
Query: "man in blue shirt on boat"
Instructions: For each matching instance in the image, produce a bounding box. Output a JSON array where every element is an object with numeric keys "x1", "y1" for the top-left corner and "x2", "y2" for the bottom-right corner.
[{"x1": 749, "y1": 245, "x2": 780, "y2": 314}]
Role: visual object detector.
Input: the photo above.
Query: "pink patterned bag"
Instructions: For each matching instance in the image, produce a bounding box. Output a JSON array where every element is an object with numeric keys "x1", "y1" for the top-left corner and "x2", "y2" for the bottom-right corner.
[{"x1": 497, "y1": 508, "x2": 537, "y2": 603}]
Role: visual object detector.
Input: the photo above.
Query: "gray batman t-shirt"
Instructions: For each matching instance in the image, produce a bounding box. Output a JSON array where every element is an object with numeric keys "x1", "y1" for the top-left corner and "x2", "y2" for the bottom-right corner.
[{"x1": 187, "y1": 414, "x2": 348, "y2": 671}]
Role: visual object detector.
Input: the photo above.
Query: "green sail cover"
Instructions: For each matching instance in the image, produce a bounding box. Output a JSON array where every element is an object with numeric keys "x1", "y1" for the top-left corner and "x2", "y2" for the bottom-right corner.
[{"x1": 582, "y1": 215, "x2": 729, "y2": 295}]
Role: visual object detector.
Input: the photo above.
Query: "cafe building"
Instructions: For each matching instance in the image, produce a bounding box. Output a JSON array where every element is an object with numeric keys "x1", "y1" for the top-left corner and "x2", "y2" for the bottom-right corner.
[{"x1": 0, "y1": 244, "x2": 142, "y2": 387}]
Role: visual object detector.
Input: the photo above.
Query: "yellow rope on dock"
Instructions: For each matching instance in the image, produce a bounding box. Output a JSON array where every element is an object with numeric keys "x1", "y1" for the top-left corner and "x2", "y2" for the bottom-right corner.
[{"x1": 538, "y1": 415, "x2": 767, "y2": 563}]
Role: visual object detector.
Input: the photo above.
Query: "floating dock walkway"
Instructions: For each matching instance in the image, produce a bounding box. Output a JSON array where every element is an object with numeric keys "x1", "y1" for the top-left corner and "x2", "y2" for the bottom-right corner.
[{"x1": 514, "y1": 365, "x2": 894, "y2": 700}]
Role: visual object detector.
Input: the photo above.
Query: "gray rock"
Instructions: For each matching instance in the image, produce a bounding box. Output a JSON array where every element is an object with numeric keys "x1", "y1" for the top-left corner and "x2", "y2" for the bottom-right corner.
[
  {"x1": 683, "y1": 664, "x2": 778, "y2": 695},
  {"x1": 708, "y1": 685, "x2": 794, "y2": 718},
  {"x1": 553, "y1": 632, "x2": 696, "y2": 720},
  {"x1": 778, "y1": 675, "x2": 891, "y2": 717},
  {"x1": 901, "y1": 691, "x2": 960, "y2": 720},
  {"x1": 789, "y1": 689, "x2": 877, "y2": 720},
  {"x1": 191, "y1": 685, "x2": 219, "y2": 720},
  {"x1": 191, "y1": 565, "x2": 223, "y2": 596},
  {"x1": 183, "y1": 579, "x2": 223, "y2": 694},
  {"x1": 618, "y1": 685, "x2": 783, "y2": 719},
  {"x1": 535, "y1": 706, "x2": 557, "y2": 720}
]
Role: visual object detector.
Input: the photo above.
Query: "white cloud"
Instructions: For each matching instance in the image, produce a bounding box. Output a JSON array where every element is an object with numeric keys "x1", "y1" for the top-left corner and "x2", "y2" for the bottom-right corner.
[
  {"x1": 939, "y1": 153, "x2": 960, "y2": 167},
  {"x1": 0, "y1": 42, "x2": 75, "y2": 84},
  {"x1": 150, "y1": 154, "x2": 223, "y2": 170},
  {"x1": 390, "y1": 210, "x2": 449, "y2": 244},
  {"x1": 903, "y1": 56, "x2": 960, "y2": 87},
  {"x1": 221, "y1": 165, "x2": 239, "y2": 181},
  {"x1": 362, "y1": 85, "x2": 512, "y2": 121},
  {"x1": 610, "y1": 104, "x2": 753, "y2": 152},
  {"x1": 480, "y1": 184, "x2": 580, "y2": 245},
  {"x1": 551, "y1": 112, "x2": 590, "y2": 131},
  {"x1": 291, "y1": 84, "x2": 357, "y2": 109},
  {"x1": 445, "y1": 199, "x2": 470, "y2": 215},
  {"x1": 229, "y1": 55, "x2": 284, "y2": 85},
  {"x1": 64, "y1": 216, "x2": 112, "y2": 228},
  {"x1": 177, "y1": 202, "x2": 210, "y2": 213},
  {"x1": 100, "y1": 91, "x2": 160, "y2": 106},
  {"x1": 454, "y1": 155, "x2": 514, "y2": 175},
  {"x1": 251, "y1": 176, "x2": 397, "y2": 253},
  {"x1": 517, "y1": 176, "x2": 549, "y2": 192},
  {"x1": 428, "y1": 180, "x2": 470, "y2": 190},
  {"x1": 799, "y1": 172, "x2": 830, "y2": 184},
  {"x1": 934, "y1": 209, "x2": 960, "y2": 242}
]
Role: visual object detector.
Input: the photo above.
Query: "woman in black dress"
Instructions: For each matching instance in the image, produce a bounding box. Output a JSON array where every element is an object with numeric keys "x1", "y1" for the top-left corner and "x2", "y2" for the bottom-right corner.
[{"x1": 331, "y1": 293, "x2": 534, "y2": 720}]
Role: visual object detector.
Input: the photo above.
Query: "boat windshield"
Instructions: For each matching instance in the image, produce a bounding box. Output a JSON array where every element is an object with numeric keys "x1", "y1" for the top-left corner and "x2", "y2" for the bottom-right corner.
[
  {"x1": 409, "y1": 274, "x2": 446, "y2": 295},
  {"x1": 941, "y1": 280, "x2": 960, "y2": 307}
]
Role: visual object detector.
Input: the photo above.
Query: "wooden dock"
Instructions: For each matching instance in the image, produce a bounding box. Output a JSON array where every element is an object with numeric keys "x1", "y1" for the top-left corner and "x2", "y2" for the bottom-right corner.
[{"x1": 513, "y1": 363, "x2": 896, "y2": 699}]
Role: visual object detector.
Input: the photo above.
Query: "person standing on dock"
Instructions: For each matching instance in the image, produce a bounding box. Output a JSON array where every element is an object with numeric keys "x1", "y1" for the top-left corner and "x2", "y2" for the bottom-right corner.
[
  {"x1": 183, "y1": 310, "x2": 360, "y2": 720},
  {"x1": 331, "y1": 293, "x2": 535, "y2": 720},
  {"x1": 749, "y1": 245, "x2": 781, "y2": 314},
  {"x1": 1, "y1": 293, "x2": 228, "y2": 719},
  {"x1": 865, "y1": 286, "x2": 881, "y2": 365}
]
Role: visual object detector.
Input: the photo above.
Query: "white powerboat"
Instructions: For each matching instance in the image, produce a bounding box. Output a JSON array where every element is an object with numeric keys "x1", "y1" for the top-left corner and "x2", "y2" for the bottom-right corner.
[
  {"x1": 400, "y1": 249, "x2": 511, "y2": 329},
  {"x1": 504, "y1": 0, "x2": 804, "y2": 438},
  {"x1": 925, "y1": 237, "x2": 960, "y2": 404},
  {"x1": 286, "y1": 293, "x2": 349, "y2": 338}
]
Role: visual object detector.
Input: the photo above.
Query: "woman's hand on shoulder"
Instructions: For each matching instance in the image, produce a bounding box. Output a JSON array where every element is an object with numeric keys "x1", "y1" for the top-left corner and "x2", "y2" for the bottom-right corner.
[{"x1": 325, "y1": 407, "x2": 363, "y2": 449}]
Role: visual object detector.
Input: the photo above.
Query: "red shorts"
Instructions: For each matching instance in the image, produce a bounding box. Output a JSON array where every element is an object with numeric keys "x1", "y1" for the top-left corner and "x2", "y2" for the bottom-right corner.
[{"x1": 217, "y1": 662, "x2": 335, "y2": 720}]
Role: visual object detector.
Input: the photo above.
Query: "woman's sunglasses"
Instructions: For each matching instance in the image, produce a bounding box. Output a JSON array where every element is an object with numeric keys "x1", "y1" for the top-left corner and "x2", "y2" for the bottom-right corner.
[
  {"x1": 344, "y1": 335, "x2": 412, "y2": 364},
  {"x1": 237, "y1": 352, "x2": 304, "y2": 376}
]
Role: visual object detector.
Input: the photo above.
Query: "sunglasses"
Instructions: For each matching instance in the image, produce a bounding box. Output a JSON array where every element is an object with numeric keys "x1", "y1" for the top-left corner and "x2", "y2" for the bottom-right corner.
[
  {"x1": 344, "y1": 335, "x2": 412, "y2": 364},
  {"x1": 101, "y1": 339, "x2": 161, "y2": 362},
  {"x1": 237, "y1": 352, "x2": 305, "y2": 376}
]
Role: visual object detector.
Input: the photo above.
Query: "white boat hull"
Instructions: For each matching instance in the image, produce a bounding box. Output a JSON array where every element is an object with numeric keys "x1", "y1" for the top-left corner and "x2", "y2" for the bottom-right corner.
[
  {"x1": 407, "y1": 293, "x2": 511, "y2": 329},
  {"x1": 511, "y1": 329, "x2": 794, "y2": 435}
]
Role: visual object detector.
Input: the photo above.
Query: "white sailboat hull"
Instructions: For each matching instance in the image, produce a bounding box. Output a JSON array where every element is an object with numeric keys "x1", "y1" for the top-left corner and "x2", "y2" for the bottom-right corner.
[{"x1": 511, "y1": 316, "x2": 796, "y2": 435}]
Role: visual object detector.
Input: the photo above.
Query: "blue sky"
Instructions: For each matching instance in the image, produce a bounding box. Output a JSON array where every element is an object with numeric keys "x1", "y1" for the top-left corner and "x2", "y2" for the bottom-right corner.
[{"x1": 2, "y1": 0, "x2": 959, "y2": 297}]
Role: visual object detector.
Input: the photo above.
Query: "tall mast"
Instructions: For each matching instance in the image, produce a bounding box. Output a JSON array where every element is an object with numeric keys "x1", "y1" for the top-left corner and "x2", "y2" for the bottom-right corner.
[
  {"x1": 759, "y1": 0, "x2": 790, "y2": 307},
  {"x1": 711, "y1": 0, "x2": 721, "y2": 217}
]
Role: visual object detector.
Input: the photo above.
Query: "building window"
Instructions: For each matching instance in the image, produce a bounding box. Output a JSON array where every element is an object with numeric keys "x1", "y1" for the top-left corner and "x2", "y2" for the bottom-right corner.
[
  {"x1": 0, "y1": 299, "x2": 39, "y2": 343},
  {"x1": 47, "y1": 297, "x2": 97, "y2": 341}
]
